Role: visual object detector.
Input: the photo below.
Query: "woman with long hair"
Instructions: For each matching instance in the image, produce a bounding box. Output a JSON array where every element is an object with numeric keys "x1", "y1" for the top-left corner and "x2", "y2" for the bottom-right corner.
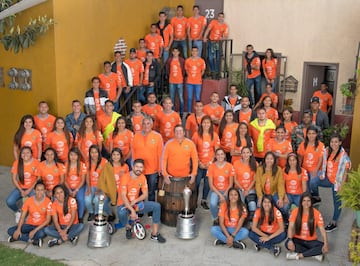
[
  {"x1": 85, "y1": 145, "x2": 108, "y2": 221},
  {"x1": 6, "y1": 146, "x2": 39, "y2": 222},
  {"x1": 231, "y1": 122, "x2": 253, "y2": 163},
  {"x1": 208, "y1": 148, "x2": 234, "y2": 223},
  {"x1": 285, "y1": 192, "x2": 328, "y2": 261},
  {"x1": 46, "y1": 117, "x2": 73, "y2": 163},
  {"x1": 265, "y1": 125, "x2": 292, "y2": 168},
  {"x1": 44, "y1": 184, "x2": 84, "y2": 247},
  {"x1": 261, "y1": 96, "x2": 278, "y2": 124},
  {"x1": 37, "y1": 147, "x2": 66, "y2": 198},
  {"x1": 13, "y1": 114, "x2": 42, "y2": 161},
  {"x1": 7, "y1": 180, "x2": 51, "y2": 247},
  {"x1": 64, "y1": 147, "x2": 87, "y2": 223},
  {"x1": 218, "y1": 110, "x2": 238, "y2": 162},
  {"x1": 262, "y1": 48, "x2": 277, "y2": 90},
  {"x1": 249, "y1": 195, "x2": 286, "y2": 257},
  {"x1": 75, "y1": 115, "x2": 103, "y2": 162},
  {"x1": 310, "y1": 134, "x2": 351, "y2": 232},
  {"x1": 192, "y1": 115, "x2": 220, "y2": 209},
  {"x1": 277, "y1": 107, "x2": 298, "y2": 141},
  {"x1": 211, "y1": 188, "x2": 249, "y2": 249}
]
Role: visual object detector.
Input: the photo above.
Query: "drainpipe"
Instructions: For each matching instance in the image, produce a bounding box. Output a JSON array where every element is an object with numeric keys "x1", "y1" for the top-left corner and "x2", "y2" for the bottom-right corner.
[{"x1": 0, "y1": 0, "x2": 47, "y2": 20}]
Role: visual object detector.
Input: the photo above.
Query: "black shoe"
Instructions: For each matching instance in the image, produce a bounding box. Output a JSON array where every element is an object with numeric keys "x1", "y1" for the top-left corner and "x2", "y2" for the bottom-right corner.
[
  {"x1": 47, "y1": 238, "x2": 59, "y2": 248},
  {"x1": 107, "y1": 214, "x2": 116, "y2": 222},
  {"x1": 311, "y1": 196, "x2": 322, "y2": 206},
  {"x1": 233, "y1": 240, "x2": 246, "y2": 249},
  {"x1": 138, "y1": 213, "x2": 144, "y2": 218},
  {"x1": 32, "y1": 238, "x2": 42, "y2": 247},
  {"x1": 87, "y1": 213, "x2": 95, "y2": 221},
  {"x1": 7, "y1": 236, "x2": 15, "y2": 243},
  {"x1": 70, "y1": 236, "x2": 79, "y2": 246},
  {"x1": 126, "y1": 228, "x2": 133, "y2": 239},
  {"x1": 254, "y1": 244, "x2": 261, "y2": 252},
  {"x1": 325, "y1": 223, "x2": 337, "y2": 232},
  {"x1": 213, "y1": 239, "x2": 226, "y2": 246},
  {"x1": 78, "y1": 218, "x2": 84, "y2": 224},
  {"x1": 201, "y1": 200, "x2": 210, "y2": 210},
  {"x1": 213, "y1": 218, "x2": 219, "y2": 226},
  {"x1": 150, "y1": 233, "x2": 166, "y2": 243},
  {"x1": 273, "y1": 245, "x2": 281, "y2": 257},
  {"x1": 148, "y1": 212, "x2": 153, "y2": 218}
]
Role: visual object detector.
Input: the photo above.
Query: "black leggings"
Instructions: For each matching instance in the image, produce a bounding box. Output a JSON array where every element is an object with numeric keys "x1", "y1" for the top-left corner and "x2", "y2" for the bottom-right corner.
[{"x1": 285, "y1": 237, "x2": 323, "y2": 257}]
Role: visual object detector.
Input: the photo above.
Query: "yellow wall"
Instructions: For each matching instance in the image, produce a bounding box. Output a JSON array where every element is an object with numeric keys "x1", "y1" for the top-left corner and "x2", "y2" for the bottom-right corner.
[{"x1": 0, "y1": 0, "x2": 194, "y2": 165}]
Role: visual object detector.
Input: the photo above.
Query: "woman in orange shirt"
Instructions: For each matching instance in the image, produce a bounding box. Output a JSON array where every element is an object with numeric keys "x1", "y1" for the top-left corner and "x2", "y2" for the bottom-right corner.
[
  {"x1": 231, "y1": 122, "x2": 253, "y2": 163},
  {"x1": 45, "y1": 184, "x2": 84, "y2": 247},
  {"x1": 266, "y1": 126, "x2": 292, "y2": 168},
  {"x1": 64, "y1": 147, "x2": 87, "y2": 223},
  {"x1": 208, "y1": 148, "x2": 234, "y2": 223},
  {"x1": 262, "y1": 96, "x2": 278, "y2": 124},
  {"x1": 277, "y1": 107, "x2": 298, "y2": 141},
  {"x1": 211, "y1": 188, "x2": 249, "y2": 249},
  {"x1": 46, "y1": 117, "x2": 73, "y2": 163},
  {"x1": 218, "y1": 110, "x2": 239, "y2": 162},
  {"x1": 249, "y1": 195, "x2": 286, "y2": 257},
  {"x1": 192, "y1": 116, "x2": 220, "y2": 210},
  {"x1": 37, "y1": 147, "x2": 66, "y2": 198},
  {"x1": 85, "y1": 145, "x2": 108, "y2": 221},
  {"x1": 75, "y1": 115, "x2": 103, "y2": 162},
  {"x1": 262, "y1": 48, "x2": 278, "y2": 90},
  {"x1": 13, "y1": 114, "x2": 42, "y2": 161},
  {"x1": 286, "y1": 192, "x2": 328, "y2": 261}
]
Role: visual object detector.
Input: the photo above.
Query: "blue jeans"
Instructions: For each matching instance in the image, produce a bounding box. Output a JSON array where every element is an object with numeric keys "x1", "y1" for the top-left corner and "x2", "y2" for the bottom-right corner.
[
  {"x1": 6, "y1": 188, "x2": 35, "y2": 212},
  {"x1": 68, "y1": 186, "x2": 86, "y2": 219},
  {"x1": 146, "y1": 173, "x2": 158, "y2": 202},
  {"x1": 246, "y1": 75, "x2": 261, "y2": 106},
  {"x1": 211, "y1": 226, "x2": 249, "y2": 243},
  {"x1": 189, "y1": 40, "x2": 203, "y2": 57},
  {"x1": 85, "y1": 187, "x2": 100, "y2": 214},
  {"x1": 139, "y1": 86, "x2": 155, "y2": 104},
  {"x1": 210, "y1": 190, "x2": 226, "y2": 220},
  {"x1": 249, "y1": 230, "x2": 286, "y2": 250},
  {"x1": 195, "y1": 168, "x2": 210, "y2": 201},
  {"x1": 285, "y1": 238, "x2": 324, "y2": 257},
  {"x1": 239, "y1": 189, "x2": 257, "y2": 212},
  {"x1": 169, "y1": 83, "x2": 184, "y2": 115},
  {"x1": 117, "y1": 201, "x2": 161, "y2": 226},
  {"x1": 284, "y1": 193, "x2": 301, "y2": 216},
  {"x1": 44, "y1": 224, "x2": 84, "y2": 242},
  {"x1": 173, "y1": 40, "x2": 187, "y2": 58},
  {"x1": 310, "y1": 176, "x2": 341, "y2": 222},
  {"x1": 186, "y1": 83, "x2": 201, "y2": 112},
  {"x1": 207, "y1": 41, "x2": 221, "y2": 73},
  {"x1": 8, "y1": 224, "x2": 46, "y2": 242}
]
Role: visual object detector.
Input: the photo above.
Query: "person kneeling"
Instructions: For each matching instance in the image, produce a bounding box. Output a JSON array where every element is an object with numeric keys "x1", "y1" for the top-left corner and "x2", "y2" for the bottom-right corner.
[
  {"x1": 117, "y1": 159, "x2": 166, "y2": 243},
  {"x1": 211, "y1": 188, "x2": 249, "y2": 249}
]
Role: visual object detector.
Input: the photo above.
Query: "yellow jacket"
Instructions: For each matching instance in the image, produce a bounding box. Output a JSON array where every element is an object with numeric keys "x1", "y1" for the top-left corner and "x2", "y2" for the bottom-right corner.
[{"x1": 255, "y1": 166, "x2": 285, "y2": 200}]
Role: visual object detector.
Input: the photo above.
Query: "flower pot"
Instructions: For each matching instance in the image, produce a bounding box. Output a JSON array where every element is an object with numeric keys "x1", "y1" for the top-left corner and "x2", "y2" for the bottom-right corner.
[{"x1": 356, "y1": 210, "x2": 360, "y2": 228}]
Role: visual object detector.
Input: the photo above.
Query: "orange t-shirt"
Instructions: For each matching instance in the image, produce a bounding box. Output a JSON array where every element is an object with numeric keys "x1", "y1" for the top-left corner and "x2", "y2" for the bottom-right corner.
[
  {"x1": 93, "y1": 90, "x2": 102, "y2": 115},
  {"x1": 185, "y1": 113, "x2": 204, "y2": 138},
  {"x1": 37, "y1": 161, "x2": 66, "y2": 191},
  {"x1": 171, "y1": 16, "x2": 187, "y2": 40},
  {"x1": 218, "y1": 202, "x2": 247, "y2": 227},
  {"x1": 297, "y1": 142, "x2": 325, "y2": 172},
  {"x1": 244, "y1": 56, "x2": 261, "y2": 79},
  {"x1": 187, "y1": 16, "x2": 207, "y2": 40},
  {"x1": 75, "y1": 131, "x2": 103, "y2": 162},
  {"x1": 113, "y1": 164, "x2": 129, "y2": 188},
  {"x1": 130, "y1": 115, "x2": 145, "y2": 134},
  {"x1": 125, "y1": 59, "x2": 144, "y2": 86},
  {"x1": 283, "y1": 168, "x2": 308, "y2": 195},
  {"x1": 326, "y1": 151, "x2": 350, "y2": 184},
  {"x1": 264, "y1": 172, "x2": 272, "y2": 195},
  {"x1": 65, "y1": 162, "x2": 87, "y2": 190},
  {"x1": 50, "y1": 197, "x2": 78, "y2": 225},
  {"x1": 87, "y1": 158, "x2": 108, "y2": 187},
  {"x1": 220, "y1": 123, "x2": 239, "y2": 153},
  {"x1": 98, "y1": 72, "x2": 119, "y2": 101},
  {"x1": 262, "y1": 58, "x2": 278, "y2": 80},
  {"x1": 11, "y1": 159, "x2": 39, "y2": 189},
  {"x1": 156, "y1": 24, "x2": 173, "y2": 48},
  {"x1": 34, "y1": 114, "x2": 56, "y2": 149},
  {"x1": 142, "y1": 104, "x2": 163, "y2": 120},
  {"x1": 169, "y1": 58, "x2": 184, "y2": 84},
  {"x1": 19, "y1": 129, "x2": 42, "y2": 159},
  {"x1": 259, "y1": 92, "x2": 278, "y2": 107},
  {"x1": 192, "y1": 132, "x2": 220, "y2": 165},
  {"x1": 117, "y1": 172, "x2": 148, "y2": 206},
  {"x1": 265, "y1": 108, "x2": 279, "y2": 123},
  {"x1": 136, "y1": 50, "x2": 147, "y2": 63},
  {"x1": 46, "y1": 131, "x2": 73, "y2": 162},
  {"x1": 115, "y1": 65, "x2": 127, "y2": 88},
  {"x1": 109, "y1": 129, "x2": 134, "y2": 158},
  {"x1": 231, "y1": 138, "x2": 254, "y2": 164},
  {"x1": 265, "y1": 138, "x2": 292, "y2": 168},
  {"x1": 22, "y1": 196, "x2": 51, "y2": 226},
  {"x1": 238, "y1": 109, "x2": 253, "y2": 124},
  {"x1": 233, "y1": 160, "x2": 256, "y2": 190},
  {"x1": 207, "y1": 162, "x2": 234, "y2": 191},
  {"x1": 253, "y1": 207, "x2": 283, "y2": 234},
  {"x1": 155, "y1": 111, "x2": 181, "y2": 143},
  {"x1": 207, "y1": 20, "x2": 229, "y2": 41},
  {"x1": 144, "y1": 34, "x2": 164, "y2": 59},
  {"x1": 185, "y1": 57, "x2": 206, "y2": 85},
  {"x1": 132, "y1": 131, "x2": 163, "y2": 175},
  {"x1": 289, "y1": 208, "x2": 324, "y2": 241},
  {"x1": 278, "y1": 121, "x2": 298, "y2": 141},
  {"x1": 313, "y1": 91, "x2": 333, "y2": 113},
  {"x1": 203, "y1": 104, "x2": 224, "y2": 133},
  {"x1": 142, "y1": 63, "x2": 150, "y2": 86}
]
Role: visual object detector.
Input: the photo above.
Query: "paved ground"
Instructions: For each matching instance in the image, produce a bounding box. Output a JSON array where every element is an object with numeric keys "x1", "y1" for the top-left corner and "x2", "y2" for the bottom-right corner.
[{"x1": 0, "y1": 165, "x2": 355, "y2": 266}]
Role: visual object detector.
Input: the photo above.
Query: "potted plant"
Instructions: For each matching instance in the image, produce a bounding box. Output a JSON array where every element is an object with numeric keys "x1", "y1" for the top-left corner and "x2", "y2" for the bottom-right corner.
[{"x1": 338, "y1": 166, "x2": 360, "y2": 228}]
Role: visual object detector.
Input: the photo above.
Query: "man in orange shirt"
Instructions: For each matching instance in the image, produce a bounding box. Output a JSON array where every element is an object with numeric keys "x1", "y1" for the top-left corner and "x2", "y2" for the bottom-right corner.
[
  {"x1": 127, "y1": 101, "x2": 146, "y2": 134},
  {"x1": 132, "y1": 117, "x2": 163, "y2": 202},
  {"x1": 84, "y1": 77, "x2": 109, "y2": 118},
  {"x1": 185, "y1": 46, "x2": 206, "y2": 113},
  {"x1": 244, "y1": 44, "x2": 261, "y2": 107},
  {"x1": 98, "y1": 61, "x2": 121, "y2": 106},
  {"x1": 235, "y1": 96, "x2": 256, "y2": 124},
  {"x1": 203, "y1": 92, "x2": 225, "y2": 133},
  {"x1": 142, "y1": 51, "x2": 161, "y2": 103},
  {"x1": 156, "y1": 11, "x2": 173, "y2": 63},
  {"x1": 171, "y1": 5, "x2": 188, "y2": 58},
  {"x1": 145, "y1": 24, "x2": 164, "y2": 61},
  {"x1": 34, "y1": 101, "x2": 56, "y2": 151},
  {"x1": 203, "y1": 12, "x2": 229, "y2": 78},
  {"x1": 312, "y1": 82, "x2": 333, "y2": 114},
  {"x1": 187, "y1": 5, "x2": 207, "y2": 57},
  {"x1": 136, "y1": 38, "x2": 147, "y2": 63},
  {"x1": 142, "y1": 92, "x2": 163, "y2": 121},
  {"x1": 185, "y1": 100, "x2": 205, "y2": 138},
  {"x1": 161, "y1": 125, "x2": 198, "y2": 184},
  {"x1": 125, "y1": 48, "x2": 144, "y2": 105}
]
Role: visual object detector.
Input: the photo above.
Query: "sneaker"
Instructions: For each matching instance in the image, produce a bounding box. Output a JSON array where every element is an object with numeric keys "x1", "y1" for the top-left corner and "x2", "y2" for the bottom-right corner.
[
  {"x1": 15, "y1": 211, "x2": 21, "y2": 224},
  {"x1": 107, "y1": 214, "x2": 116, "y2": 222},
  {"x1": 286, "y1": 252, "x2": 299, "y2": 260},
  {"x1": 213, "y1": 218, "x2": 219, "y2": 226},
  {"x1": 150, "y1": 233, "x2": 166, "y2": 243},
  {"x1": 78, "y1": 218, "x2": 84, "y2": 224},
  {"x1": 233, "y1": 240, "x2": 246, "y2": 249},
  {"x1": 313, "y1": 254, "x2": 324, "y2": 262},
  {"x1": 201, "y1": 200, "x2": 210, "y2": 210},
  {"x1": 7, "y1": 236, "x2": 15, "y2": 243},
  {"x1": 47, "y1": 238, "x2": 59, "y2": 248},
  {"x1": 254, "y1": 244, "x2": 261, "y2": 252},
  {"x1": 311, "y1": 196, "x2": 322, "y2": 206},
  {"x1": 213, "y1": 239, "x2": 226, "y2": 246},
  {"x1": 87, "y1": 213, "x2": 95, "y2": 221},
  {"x1": 126, "y1": 228, "x2": 133, "y2": 239},
  {"x1": 32, "y1": 238, "x2": 42, "y2": 248},
  {"x1": 148, "y1": 212, "x2": 153, "y2": 218},
  {"x1": 325, "y1": 223, "x2": 337, "y2": 232},
  {"x1": 273, "y1": 245, "x2": 281, "y2": 257},
  {"x1": 70, "y1": 236, "x2": 79, "y2": 246}
]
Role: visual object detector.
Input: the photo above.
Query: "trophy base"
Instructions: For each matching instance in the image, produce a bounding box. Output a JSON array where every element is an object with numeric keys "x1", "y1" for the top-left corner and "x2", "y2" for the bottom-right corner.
[{"x1": 175, "y1": 213, "x2": 198, "y2": 239}]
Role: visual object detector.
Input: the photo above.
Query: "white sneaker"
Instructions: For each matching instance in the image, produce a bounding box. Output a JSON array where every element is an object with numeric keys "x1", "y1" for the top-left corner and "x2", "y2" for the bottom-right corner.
[
  {"x1": 313, "y1": 254, "x2": 324, "y2": 262},
  {"x1": 15, "y1": 211, "x2": 21, "y2": 224},
  {"x1": 286, "y1": 252, "x2": 299, "y2": 260}
]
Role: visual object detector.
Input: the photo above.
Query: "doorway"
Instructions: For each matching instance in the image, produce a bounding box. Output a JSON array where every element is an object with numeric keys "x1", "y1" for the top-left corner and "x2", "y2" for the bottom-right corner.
[{"x1": 301, "y1": 62, "x2": 339, "y2": 123}]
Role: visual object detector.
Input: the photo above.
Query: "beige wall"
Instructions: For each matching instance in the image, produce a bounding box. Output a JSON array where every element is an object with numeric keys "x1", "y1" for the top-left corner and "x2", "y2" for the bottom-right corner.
[{"x1": 224, "y1": 0, "x2": 360, "y2": 112}]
